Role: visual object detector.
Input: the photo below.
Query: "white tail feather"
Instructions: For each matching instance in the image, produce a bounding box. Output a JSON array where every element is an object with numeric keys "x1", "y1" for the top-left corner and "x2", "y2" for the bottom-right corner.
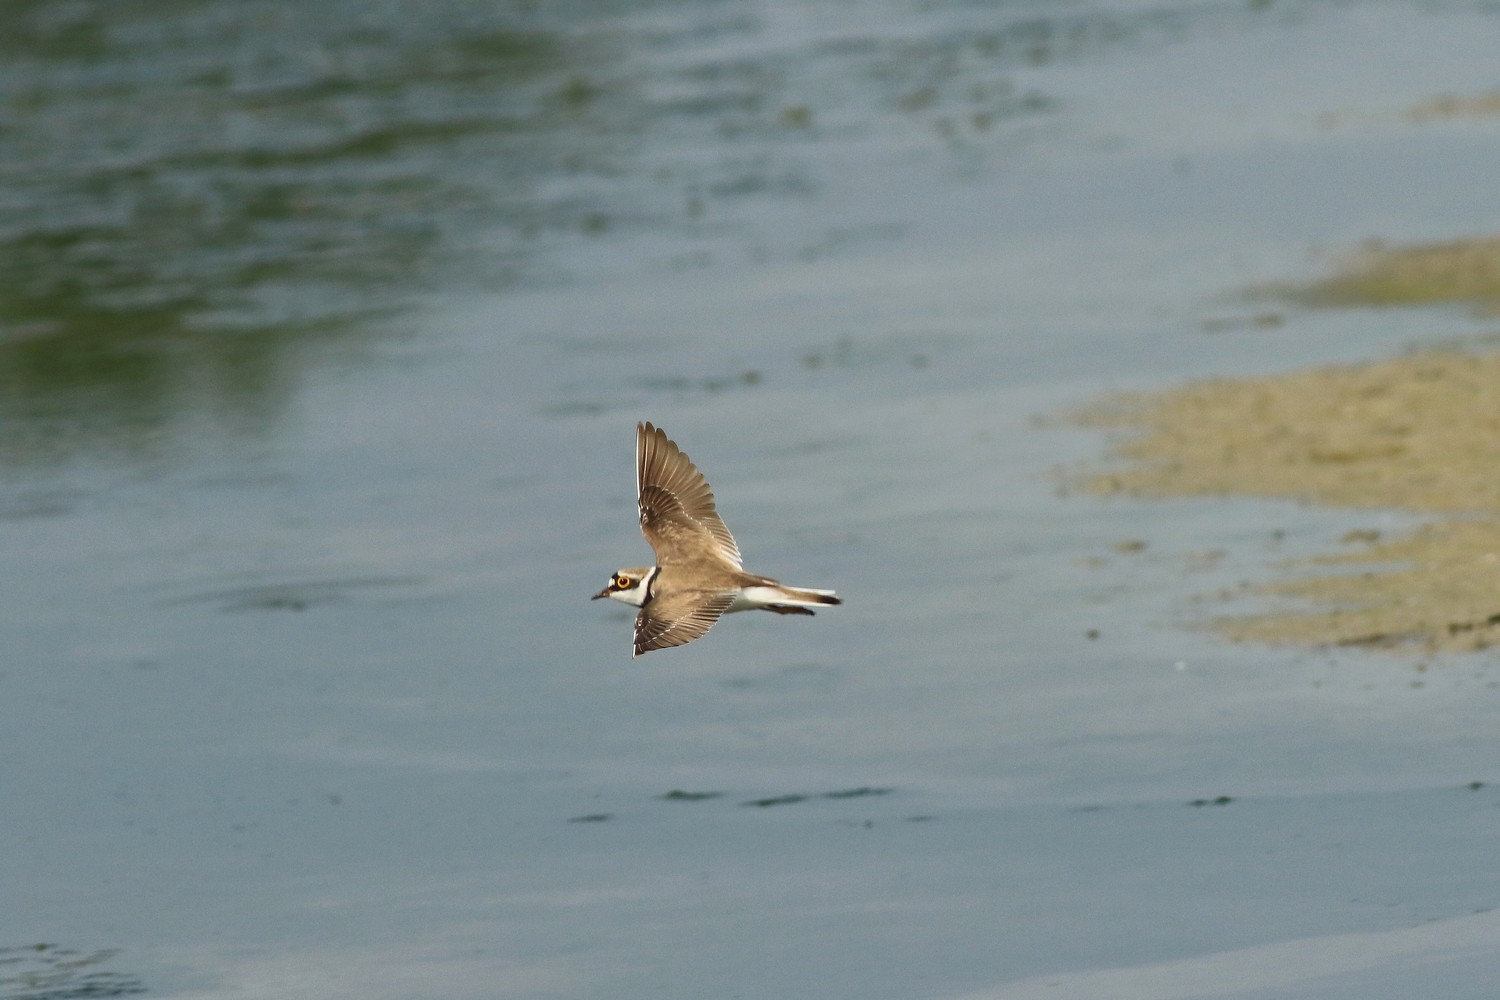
[{"x1": 729, "y1": 585, "x2": 841, "y2": 613}]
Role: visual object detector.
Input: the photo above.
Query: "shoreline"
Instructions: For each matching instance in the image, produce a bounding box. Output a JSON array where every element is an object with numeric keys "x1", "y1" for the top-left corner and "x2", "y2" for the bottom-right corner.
[{"x1": 1073, "y1": 341, "x2": 1500, "y2": 654}]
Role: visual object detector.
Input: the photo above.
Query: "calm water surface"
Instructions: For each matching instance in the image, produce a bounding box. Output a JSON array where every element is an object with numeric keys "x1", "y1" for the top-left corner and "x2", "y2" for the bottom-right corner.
[{"x1": 5, "y1": 2, "x2": 1500, "y2": 998}]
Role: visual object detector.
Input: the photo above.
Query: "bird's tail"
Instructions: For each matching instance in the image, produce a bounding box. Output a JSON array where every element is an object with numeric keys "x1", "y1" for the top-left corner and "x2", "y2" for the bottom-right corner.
[
  {"x1": 779, "y1": 586, "x2": 841, "y2": 607},
  {"x1": 738, "y1": 585, "x2": 840, "y2": 612}
]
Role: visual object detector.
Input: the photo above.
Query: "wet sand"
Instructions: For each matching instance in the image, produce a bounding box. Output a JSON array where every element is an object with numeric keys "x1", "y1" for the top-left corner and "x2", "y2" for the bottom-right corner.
[{"x1": 1076, "y1": 238, "x2": 1500, "y2": 653}]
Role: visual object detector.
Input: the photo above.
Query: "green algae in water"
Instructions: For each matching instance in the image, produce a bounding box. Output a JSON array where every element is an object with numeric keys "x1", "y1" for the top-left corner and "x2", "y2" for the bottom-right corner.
[{"x1": 1296, "y1": 237, "x2": 1500, "y2": 313}]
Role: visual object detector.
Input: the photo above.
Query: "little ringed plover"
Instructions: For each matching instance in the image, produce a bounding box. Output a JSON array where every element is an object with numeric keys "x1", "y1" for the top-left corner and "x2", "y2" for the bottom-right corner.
[{"x1": 593, "y1": 421, "x2": 841, "y2": 656}]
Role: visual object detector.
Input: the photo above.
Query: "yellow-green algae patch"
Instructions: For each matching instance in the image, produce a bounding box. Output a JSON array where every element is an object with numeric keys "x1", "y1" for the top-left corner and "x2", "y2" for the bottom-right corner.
[
  {"x1": 1290, "y1": 237, "x2": 1500, "y2": 314},
  {"x1": 1317, "y1": 88, "x2": 1500, "y2": 129},
  {"x1": 1221, "y1": 519, "x2": 1500, "y2": 651},
  {"x1": 1077, "y1": 347, "x2": 1500, "y2": 653},
  {"x1": 1080, "y1": 348, "x2": 1500, "y2": 512},
  {"x1": 1406, "y1": 90, "x2": 1500, "y2": 122}
]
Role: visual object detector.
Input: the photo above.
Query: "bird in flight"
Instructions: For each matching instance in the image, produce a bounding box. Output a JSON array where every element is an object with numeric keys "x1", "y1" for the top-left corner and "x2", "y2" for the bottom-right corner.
[{"x1": 593, "y1": 422, "x2": 841, "y2": 656}]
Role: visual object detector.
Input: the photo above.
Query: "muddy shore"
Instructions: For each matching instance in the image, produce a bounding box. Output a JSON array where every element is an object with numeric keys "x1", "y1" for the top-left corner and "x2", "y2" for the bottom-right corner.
[{"x1": 1074, "y1": 238, "x2": 1500, "y2": 653}]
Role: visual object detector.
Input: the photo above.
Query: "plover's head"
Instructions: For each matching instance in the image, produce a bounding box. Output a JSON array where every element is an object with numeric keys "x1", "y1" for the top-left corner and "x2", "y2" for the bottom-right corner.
[{"x1": 592, "y1": 567, "x2": 655, "y2": 607}]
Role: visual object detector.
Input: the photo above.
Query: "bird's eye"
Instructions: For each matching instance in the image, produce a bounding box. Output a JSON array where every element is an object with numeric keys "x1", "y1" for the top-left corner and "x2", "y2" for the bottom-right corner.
[{"x1": 616, "y1": 575, "x2": 632, "y2": 588}]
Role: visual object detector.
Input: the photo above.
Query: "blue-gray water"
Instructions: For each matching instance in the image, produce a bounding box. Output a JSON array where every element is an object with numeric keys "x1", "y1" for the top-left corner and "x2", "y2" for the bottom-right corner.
[{"x1": 5, "y1": 2, "x2": 1500, "y2": 998}]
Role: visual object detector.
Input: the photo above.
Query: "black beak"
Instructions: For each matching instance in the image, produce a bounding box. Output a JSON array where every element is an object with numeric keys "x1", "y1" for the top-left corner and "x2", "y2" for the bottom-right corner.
[{"x1": 591, "y1": 587, "x2": 611, "y2": 600}]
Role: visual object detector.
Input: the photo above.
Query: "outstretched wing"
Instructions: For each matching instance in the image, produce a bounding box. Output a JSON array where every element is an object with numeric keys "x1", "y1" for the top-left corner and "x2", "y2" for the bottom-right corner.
[
  {"x1": 633, "y1": 591, "x2": 734, "y2": 656},
  {"x1": 636, "y1": 422, "x2": 742, "y2": 569}
]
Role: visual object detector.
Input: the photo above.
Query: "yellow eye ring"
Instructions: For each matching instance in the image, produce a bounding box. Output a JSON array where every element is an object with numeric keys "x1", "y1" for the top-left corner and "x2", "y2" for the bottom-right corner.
[{"x1": 616, "y1": 575, "x2": 632, "y2": 588}]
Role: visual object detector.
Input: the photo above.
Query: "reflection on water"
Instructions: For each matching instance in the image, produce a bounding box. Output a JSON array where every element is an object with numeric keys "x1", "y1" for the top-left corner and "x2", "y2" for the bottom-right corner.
[
  {"x1": 0, "y1": 943, "x2": 145, "y2": 1000},
  {"x1": 0, "y1": 2, "x2": 622, "y2": 463},
  {"x1": 0, "y1": 0, "x2": 1229, "y2": 465}
]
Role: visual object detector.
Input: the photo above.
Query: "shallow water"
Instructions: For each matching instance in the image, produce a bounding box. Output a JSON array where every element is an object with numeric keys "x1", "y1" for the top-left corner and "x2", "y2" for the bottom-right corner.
[{"x1": 5, "y1": 2, "x2": 1500, "y2": 998}]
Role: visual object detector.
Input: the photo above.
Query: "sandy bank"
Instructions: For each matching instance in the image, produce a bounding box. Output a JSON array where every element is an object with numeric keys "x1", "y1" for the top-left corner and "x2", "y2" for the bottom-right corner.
[{"x1": 1074, "y1": 237, "x2": 1500, "y2": 653}]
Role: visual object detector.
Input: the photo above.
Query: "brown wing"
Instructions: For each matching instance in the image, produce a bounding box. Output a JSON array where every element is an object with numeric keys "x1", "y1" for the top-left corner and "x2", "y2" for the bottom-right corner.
[
  {"x1": 633, "y1": 591, "x2": 734, "y2": 656},
  {"x1": 636, "y1": 422, "x2": 742, "y2": 569}
]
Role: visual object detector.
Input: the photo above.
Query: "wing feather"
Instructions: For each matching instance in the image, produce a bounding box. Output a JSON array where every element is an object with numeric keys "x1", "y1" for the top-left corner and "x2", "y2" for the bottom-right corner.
[
  {"x1": 633, "y1": 591, "x2": 734, "y2": 656},
  {"x1": 636, "y1": 422, "x2": 742, "y2": 568}
]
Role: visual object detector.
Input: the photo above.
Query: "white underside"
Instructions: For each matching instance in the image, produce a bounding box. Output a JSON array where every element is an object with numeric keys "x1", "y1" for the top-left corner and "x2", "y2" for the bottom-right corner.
[{"x1": 727, "y1": 585, "x2": 837, "y2": 613}]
